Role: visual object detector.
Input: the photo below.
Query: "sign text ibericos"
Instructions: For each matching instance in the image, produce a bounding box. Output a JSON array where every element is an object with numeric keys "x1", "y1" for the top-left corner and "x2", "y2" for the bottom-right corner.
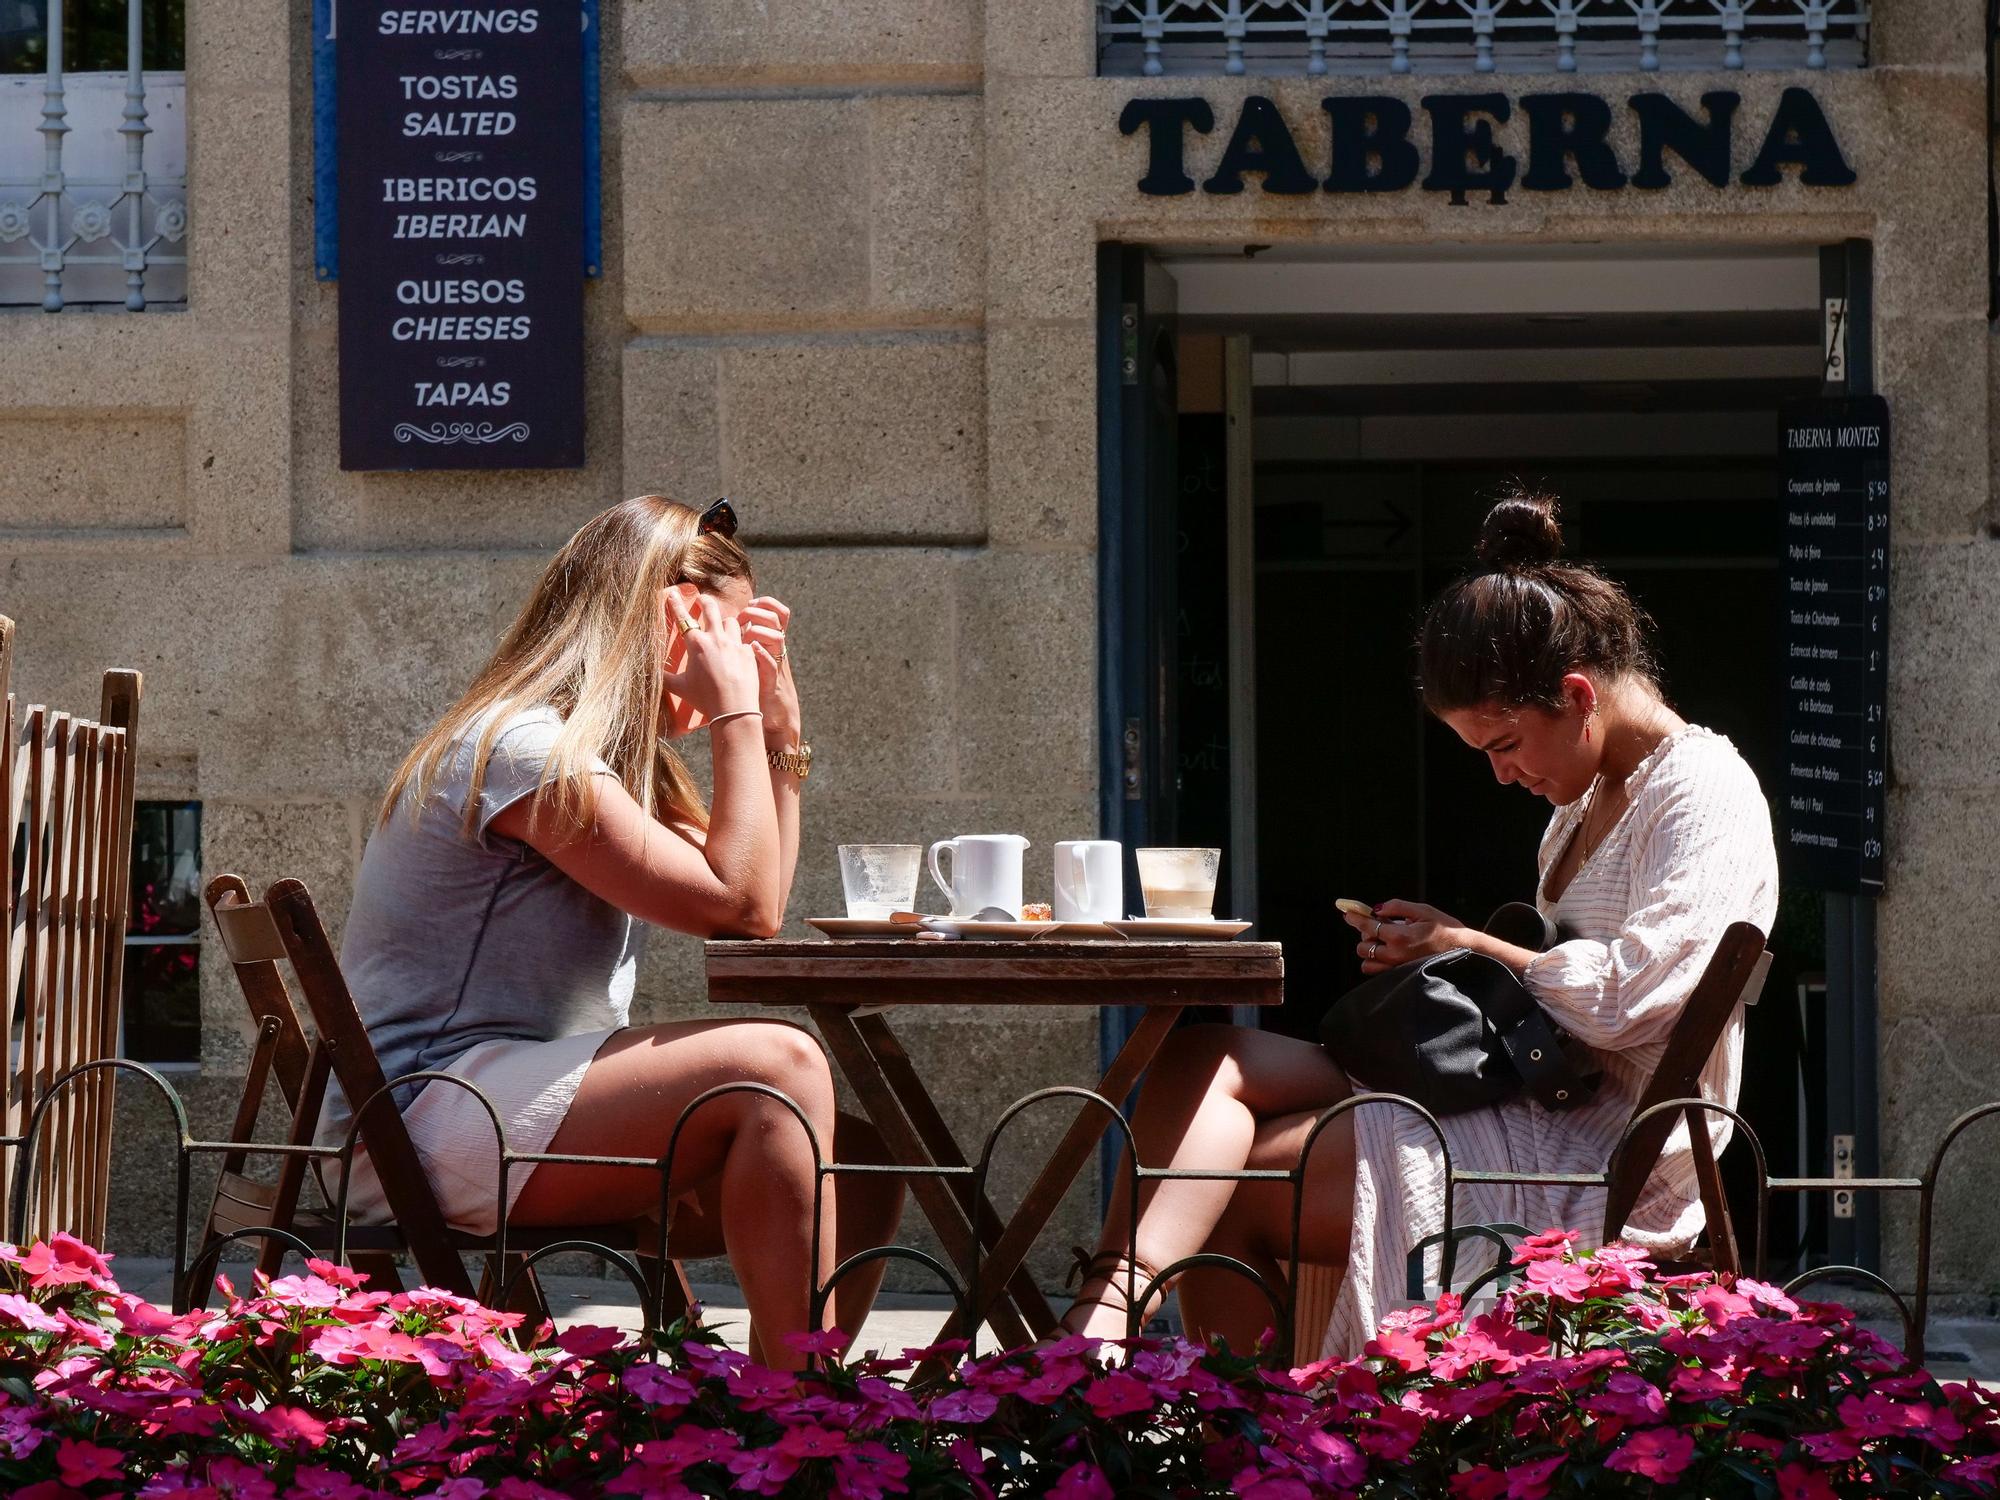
[
  {"x1": 337, "y1": 2, "x2": 586, "y2": 470},
  {"x1": 1120, "y1": 88, "x2": 1854, "y2": 204}
]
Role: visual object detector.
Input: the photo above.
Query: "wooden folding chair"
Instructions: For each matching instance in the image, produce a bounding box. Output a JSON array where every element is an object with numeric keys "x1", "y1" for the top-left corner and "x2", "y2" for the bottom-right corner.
[
  {"x1": 1361, "y1": 920, "x2": 1772, "y2": 1339},
  {"x1": 1602, "y1": 920, "x2": 1773, "y2": 1276},
  {"x1": 0, "y1": 613, "x2": 143, "y2": 1248},
  {"x1": 197, "y1": 874, "x2": 693, "y2": 1325}
]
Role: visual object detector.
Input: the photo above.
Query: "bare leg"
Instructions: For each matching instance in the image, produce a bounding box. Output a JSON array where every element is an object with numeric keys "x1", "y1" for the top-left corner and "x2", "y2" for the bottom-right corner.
[
  {"x1": 1063, "y1": 1024, "x2": 1353, "y2": 1342},
  {"x1": 661, "y1": 1110, "x2": 905, "y2": 1363},
  {"x1": 510, "y1": 1019, "x2": 837, "y2": 1371},
  {"x1": 1176, "y1": 1108, "x2": 1353, "y2": 1356}
]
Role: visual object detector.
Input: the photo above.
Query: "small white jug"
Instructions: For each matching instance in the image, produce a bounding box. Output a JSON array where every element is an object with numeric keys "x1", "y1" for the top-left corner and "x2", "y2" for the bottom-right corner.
[
  {"x1": 1054, "y1": 840, "x2": 1123, "y2": 923},
  {"x1": 927, "y1": 833, "x2": 1030, "y2": 918}
]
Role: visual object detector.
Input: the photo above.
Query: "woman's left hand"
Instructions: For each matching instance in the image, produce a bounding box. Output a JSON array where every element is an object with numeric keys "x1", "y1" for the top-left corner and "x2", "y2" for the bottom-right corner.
[
  {"x1": 1342, "y1": 898, "x2": 1471, "y2": 975},
  {"x1": 740, "y1": 596, "x2": 803, "y2": 749}
]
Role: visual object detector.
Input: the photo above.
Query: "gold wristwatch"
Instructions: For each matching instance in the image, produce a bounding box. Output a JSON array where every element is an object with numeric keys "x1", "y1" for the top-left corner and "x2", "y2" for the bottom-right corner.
[{"x1": 768, "y1": 741, "x2": 813, "y2": 780}]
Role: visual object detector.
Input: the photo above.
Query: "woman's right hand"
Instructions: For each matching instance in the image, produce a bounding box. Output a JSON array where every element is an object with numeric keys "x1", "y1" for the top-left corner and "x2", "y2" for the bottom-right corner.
[{"x1": 662, "y1": 590, "x2": 762, "y2": 724}]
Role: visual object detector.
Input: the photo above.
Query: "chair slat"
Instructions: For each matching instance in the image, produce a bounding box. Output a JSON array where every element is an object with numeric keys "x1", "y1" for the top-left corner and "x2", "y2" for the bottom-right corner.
[
  {"x1": 89, "y1": 672, "x2": 140, "y2": 1244},
  {"x1": 1603, "y1": 921, "x2": 1768, "y2": 1245}
]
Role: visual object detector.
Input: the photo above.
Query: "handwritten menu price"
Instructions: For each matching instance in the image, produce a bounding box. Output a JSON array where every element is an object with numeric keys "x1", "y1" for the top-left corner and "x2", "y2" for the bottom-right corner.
[
  {"x1": 1780, "y1": 396, "x2": 1889, "y2": 894},
  {"x1": 337, "y1": 1, "x2": 584, "y2": 470}
]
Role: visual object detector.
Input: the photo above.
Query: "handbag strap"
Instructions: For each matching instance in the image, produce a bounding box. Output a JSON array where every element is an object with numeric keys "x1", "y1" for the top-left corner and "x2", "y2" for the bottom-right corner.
[{"x1": 1460, "y1": 946, "x2": 1601, "y2": 1111}]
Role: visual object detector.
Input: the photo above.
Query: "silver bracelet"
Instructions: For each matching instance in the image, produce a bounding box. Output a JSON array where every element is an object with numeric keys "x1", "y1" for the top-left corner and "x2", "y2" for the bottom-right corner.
[{"x1": 707, "y1": 708, "x2": 765, "y2": 729}]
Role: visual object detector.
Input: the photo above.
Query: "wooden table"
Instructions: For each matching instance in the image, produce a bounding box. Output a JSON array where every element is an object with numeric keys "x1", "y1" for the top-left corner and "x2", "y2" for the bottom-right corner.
[{"x1": 705, "y1": 938, "x2": 1284, "y2": 1351}]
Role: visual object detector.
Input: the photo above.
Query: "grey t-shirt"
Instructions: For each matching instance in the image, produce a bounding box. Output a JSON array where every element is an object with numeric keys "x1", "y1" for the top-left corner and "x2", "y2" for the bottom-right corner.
[{"x1": 318, "y1": 707, "x2": 642, "y2": 1144}]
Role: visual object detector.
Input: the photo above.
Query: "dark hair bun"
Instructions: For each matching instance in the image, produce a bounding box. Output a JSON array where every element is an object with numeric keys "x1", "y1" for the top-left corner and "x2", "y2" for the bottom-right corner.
[{"x1": 1476, "y1": 490, "x2": 1564, "y2": 571}]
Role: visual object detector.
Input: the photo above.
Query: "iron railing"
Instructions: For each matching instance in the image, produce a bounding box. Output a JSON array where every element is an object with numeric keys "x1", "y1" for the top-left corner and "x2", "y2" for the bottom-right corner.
[
  {"x1": 7, "y1": 1057, "x2": 1994, "y2": 1369},
  {"x1": 1097, "y1": 0, "x2": 1872, "y2": 77},
  {"x1": 0, "y1": 0, "x2": 187, "y2": 309}
]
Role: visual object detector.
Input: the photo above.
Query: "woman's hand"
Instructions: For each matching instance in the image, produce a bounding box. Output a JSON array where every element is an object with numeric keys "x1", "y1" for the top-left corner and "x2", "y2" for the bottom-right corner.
[
  {"x1": 740, "y1": 595, "x2": 803, "y2": 748},
  {"x1": 1341, "y1": 898, "x2": 1473, "y2": 975},
  {"x1": 663, "y1": 591, "x2": 762, "y2": 725}
]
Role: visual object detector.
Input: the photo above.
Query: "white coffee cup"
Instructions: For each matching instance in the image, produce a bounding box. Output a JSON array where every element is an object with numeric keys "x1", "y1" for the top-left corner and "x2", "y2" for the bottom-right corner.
[
  {"x1": 927, "y1": 833, "x2": 1029, "y2": 918},
  {"x1": 1054, "y1": 840, "x2": 1123, "y2": 923}
]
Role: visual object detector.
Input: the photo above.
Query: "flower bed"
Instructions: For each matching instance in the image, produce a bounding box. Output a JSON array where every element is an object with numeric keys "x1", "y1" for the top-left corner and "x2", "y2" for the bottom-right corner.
[{"x1": 0, "y1": 1231, "x2": 1991, "y2": 1497}]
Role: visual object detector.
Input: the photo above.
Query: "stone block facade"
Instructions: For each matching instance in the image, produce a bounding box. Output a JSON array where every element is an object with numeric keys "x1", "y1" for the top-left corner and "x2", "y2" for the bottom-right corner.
[{"x1": 0, "y1": 0, "x2": 1996, "y2": 1306}]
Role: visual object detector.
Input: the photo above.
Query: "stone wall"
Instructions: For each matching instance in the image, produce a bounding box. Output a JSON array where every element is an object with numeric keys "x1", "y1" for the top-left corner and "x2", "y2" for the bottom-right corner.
[{"x1": 1, "y1": 0, "x2": 1997, "y2": 1299}]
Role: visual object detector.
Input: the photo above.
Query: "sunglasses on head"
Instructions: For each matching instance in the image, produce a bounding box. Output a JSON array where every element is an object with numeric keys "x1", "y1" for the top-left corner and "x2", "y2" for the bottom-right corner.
[{"x1": 699, "y1": 498, "x2": 739, "y2": 539}]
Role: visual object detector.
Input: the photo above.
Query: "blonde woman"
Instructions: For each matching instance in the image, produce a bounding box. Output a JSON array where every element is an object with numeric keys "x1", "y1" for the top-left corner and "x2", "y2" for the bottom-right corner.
[{"x1": 319, "y1": 496, "x2": 902, "y2": 1368}]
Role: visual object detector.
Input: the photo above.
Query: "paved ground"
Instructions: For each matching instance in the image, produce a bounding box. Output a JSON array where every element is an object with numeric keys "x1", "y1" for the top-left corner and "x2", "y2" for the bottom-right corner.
[{"x1": 109, "y1": 1258, "x2": 2000, "y2": 1382}]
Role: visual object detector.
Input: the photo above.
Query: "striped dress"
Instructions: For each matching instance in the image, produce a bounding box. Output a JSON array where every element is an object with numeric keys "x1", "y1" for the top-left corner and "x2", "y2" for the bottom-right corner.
[{"x1": 1319, "y1": 725, "x2": 1779, "y2": 1359}]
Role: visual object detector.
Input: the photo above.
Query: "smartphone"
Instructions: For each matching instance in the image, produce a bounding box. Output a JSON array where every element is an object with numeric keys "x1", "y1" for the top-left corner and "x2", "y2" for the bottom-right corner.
[{"x1": 1334, "y1": 898, "x2": 1373, "y2": 918}]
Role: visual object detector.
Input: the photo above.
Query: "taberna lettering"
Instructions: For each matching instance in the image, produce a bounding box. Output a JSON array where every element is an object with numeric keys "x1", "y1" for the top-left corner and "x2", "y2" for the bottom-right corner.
[{"x1": 1121, "y1": 87, "x2": 1855, "y2": 200}]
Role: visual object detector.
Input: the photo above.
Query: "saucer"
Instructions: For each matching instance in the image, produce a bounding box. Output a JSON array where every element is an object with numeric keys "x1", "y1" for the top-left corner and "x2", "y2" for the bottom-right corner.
[
  {"x1": 807, "y1": 917, "x2": 925, "y2": 940},
  {"x1": 1107, "y1": 918, "x2": 1252, "y2": 941}
]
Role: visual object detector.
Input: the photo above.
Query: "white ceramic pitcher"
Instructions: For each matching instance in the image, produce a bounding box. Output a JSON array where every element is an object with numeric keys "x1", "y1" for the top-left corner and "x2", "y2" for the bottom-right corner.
[{"x1": 927, "y1": 833, "x2": 1029, "y2": 918}]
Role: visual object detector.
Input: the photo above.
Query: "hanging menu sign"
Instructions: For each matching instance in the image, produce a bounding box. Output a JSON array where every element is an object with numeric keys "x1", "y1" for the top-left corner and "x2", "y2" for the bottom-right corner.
[
  {"x1": 337, "y1": 1, "x2": 584, "y2": 470},
  {"x1": 1780, "y1": 396, "x2": 1889, "y2": 894}
]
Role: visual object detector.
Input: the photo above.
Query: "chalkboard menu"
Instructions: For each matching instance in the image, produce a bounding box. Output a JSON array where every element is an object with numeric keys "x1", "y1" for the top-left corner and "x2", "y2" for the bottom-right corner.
[
  {"x1": 1780, "y1": 396, "x2": 1889, "y2": 894},
  {"x1": 337, "y1": 1, "x2": 584, "y2": 471}
]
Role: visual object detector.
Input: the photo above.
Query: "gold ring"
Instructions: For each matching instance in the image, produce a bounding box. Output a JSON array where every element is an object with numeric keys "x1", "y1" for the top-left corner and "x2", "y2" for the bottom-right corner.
[{"x1": 679, "y1": 615, "x2": 704, "y2": 634}]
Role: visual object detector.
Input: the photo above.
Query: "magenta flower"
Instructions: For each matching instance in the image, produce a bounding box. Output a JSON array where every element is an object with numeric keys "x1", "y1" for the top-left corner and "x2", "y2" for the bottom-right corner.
[
  {"x1": 1084, "y1": 1370, "x2": 1156, "y2": 1419},
  {"x1": 285, "y1": 1467, "x2": 373, "y2": 1500},
  {"x1": 1503, "y1": 1455, "x2": 1564, "y2": 1500},
  {"x1": 1047, "y1": 1461, "x2": 1114, "y2": 1500},
  {"x1": 233, "y1": 1401, "x2": 330, "y2": 1449},
  {"x1": 57, "y1": 1438, "x2": 126, "y2": 1487},
  {"x1": 1521, "y1": 1257, "x2": 1597, "y2": 1303},
  {"x1": 206, "y1": 1457, "x2": 280, "y2": 1500},
  {"x1": 929, "y1": 1388, "x2": 1000, "y2": 1424},
  {"x1": 775, "y1": 1423, "x2": 850, "y2": 1460},
  {"x1": 621, "y1": 1361, "x2": 696, "y2": 1411},
  {"x1": 0, "y1": 1292, "x2": 64, "y2": 1334},
  {"x1": 1776, "y1": 1464, "x2": 1840, "y2": 1500},
  {"x1": 432, "y1": 1482, "x2": 490, "y2": 1500},
  {"x1": 19, "y1": 1232, "x2": 112, "y2": 1290},
  {"x1": 1583, "y1": 1370, "x2": 1668, "y2": 1424},
  {"x1": 1603, "y1": 1427, "x2": 1695, "y2": 1483},
  {"x1": 782, "y1": 1327, "x2": 852, "y2": 1357},
  {"x1": 1236, "y1": 1477, "x2": 1314, "y2": 1500},
  {"x1": 1447, "y1": 1464, "x2": 1509, "y2": 1499},
  {"x1": 832, "y1": 1443, "x2": 910, "y2": 1500},
  {"x1": 1509, "y1": 1229, "x2": 1580, "y2": 1265}
]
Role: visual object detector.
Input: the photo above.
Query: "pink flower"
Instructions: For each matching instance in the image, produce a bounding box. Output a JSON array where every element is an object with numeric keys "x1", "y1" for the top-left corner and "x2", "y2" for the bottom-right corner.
[
  {"x1": 19, "y1": 1233, "x2": 112, "y2": 1289},
  {"x1": 206, "y1": 1458, "x2": 280, "y2": 1500},
  {"x1": 782, "y1": 1328, "x2": 851, "y2": 1358},
  {"x1": 722, "y1": 1361, "x2": 798, "y2": 1408},
  {"x1": 775, "y1": 1424, "x2": 850, "y2": 1461},
  {"x1": 491, "y1": 1482, "x2": 571, "y2": 1500},
  {"x1": 285, "y1": 1468, "x2": 373, "y2": 1500},
  {"x1": 1047, "y1": 1462, "x2": 1114, "y2": 1500},
  {"x1": 832, "y1": 1443, "x2": 909, "y2": 1500},
  {"x1": 1799, "y1": 1429, "x2": 1863, "y2": 1463},
  {"x1": 621, "y1": 1362, "x2": 696, "y2": 1411},
  {"x1": 1583, "y1": 1371, "x2": 1667, "y2": 1424},
  {"x1": 649, "y1": 1426, "x2": 740, "y2": 1471},
  {"x1": 1669, "y1": 1363, "x2": 1742, "y2": 1400},
  {"x1": 1776, "y1": 1465, "x2": 1839, "y2": 1500},
  {"x1": 1603, "y1": 1428, "x2": 1695, "y2": 1484},
  {"x1": 58, "y1": 1439, "x2": 125, "y2": 1488},
  {"x1": 234, "y1": 1402, "x2": 330, "y2": 1450},
  {"x1": 1430, "y1": 1313, "x2": 1548, "y2": 1378},
  {"x1": 1838, "y1": 1391, "x2": 1926, "y2": 1441},
  {"x1": 854, "y1": 1376, "x2": 920, "y2": 1423},
  {"x1": 1084, "y1": 1370, "x2": 1156, "y2": 1419},
  {"x1": 1504, "y1": 1456, "x2": 1564, "y2": 1500},
  {"x1": 1521, "y1": 1257, "x2": 1596, "y2": 1303},
  {"x1": 1509, "y1": 1229, "x2": 1580, "y2": 1264},
  {"x1": 432, "y1": 1483, "x2": 489, "y2": 1500},
  {"x1": 1364, "y1": 1329, "x2": 1429, "y2": 1372},
  {"x1": 552, "y1": 1323, "x2": 624, "y2": 1358},
  {"x1": 1447, "y1": 1465, "x2": 1509, "y2": 1499},
  {"x1": 0, "y1": 1292, "x2": 64, "y2": 1334},
  {"x1": 1237, "y1": 1479, "x2": 1313, "y2": 1500},
  {"x1": 1735, "y1": 1277, "x2": 1801, "y2": 1316},
  {"x1": 304, "y1": 1257, "x2": 369, "y2": 1289},
  {"x1": 928, "y1": 1388, "x2": 1000, "y2": 1424}
]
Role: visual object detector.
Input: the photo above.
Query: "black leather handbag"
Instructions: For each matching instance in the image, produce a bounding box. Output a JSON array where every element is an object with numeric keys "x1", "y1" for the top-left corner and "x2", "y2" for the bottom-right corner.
[{"x1": 1318, "y1": 902, "x2": 1603, "y2": 1115}]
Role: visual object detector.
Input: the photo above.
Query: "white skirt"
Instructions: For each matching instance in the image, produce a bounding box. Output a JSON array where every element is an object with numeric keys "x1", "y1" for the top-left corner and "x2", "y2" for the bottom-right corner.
[{"x1": 340, "y1": 1028, "x2": 623, "y2": 1236}]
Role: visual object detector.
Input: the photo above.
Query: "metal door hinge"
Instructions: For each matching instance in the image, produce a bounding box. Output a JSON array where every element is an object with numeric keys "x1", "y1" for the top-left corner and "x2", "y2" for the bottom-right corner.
[
  {"x1": 1832, "y1": 1132, "x2": 1856, "y2": 1219},
  {"x1": 1823, "y1": 298, "x2": 1848, "y2": 386},
  {"x1": 1123, "y1": 718, "x2": 1143, "y2": 800},
  {"x1": 1121, "y1": 304, "x2": 1140, "y2": 386}
]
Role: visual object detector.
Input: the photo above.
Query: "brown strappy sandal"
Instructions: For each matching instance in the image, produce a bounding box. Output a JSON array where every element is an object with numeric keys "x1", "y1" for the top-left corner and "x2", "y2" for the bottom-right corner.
[{"x1": 1060, "y1": 1246, "x2": 1172, "y2": 1338}]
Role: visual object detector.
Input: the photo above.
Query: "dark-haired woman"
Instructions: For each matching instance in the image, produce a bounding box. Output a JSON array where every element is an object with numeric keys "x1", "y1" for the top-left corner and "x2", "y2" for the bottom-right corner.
[{"x1": 1060, "y1": 492, "x2": 1777, "y2": 1359}]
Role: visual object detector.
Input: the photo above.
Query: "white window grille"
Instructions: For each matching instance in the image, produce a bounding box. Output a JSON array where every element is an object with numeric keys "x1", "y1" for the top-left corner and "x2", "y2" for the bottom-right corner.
[
  {"x1": 1098, "y1": 0, "x2": 1870, "y2": 78},
  {"x1": 0, "y1": 0, "x2": 186, "y2": 310}
]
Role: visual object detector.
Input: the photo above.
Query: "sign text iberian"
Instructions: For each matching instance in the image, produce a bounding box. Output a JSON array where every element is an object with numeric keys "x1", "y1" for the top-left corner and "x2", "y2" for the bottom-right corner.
[
  {"x1": 1120, "y1": 88, "x2": 1854, "y2": 203},
  {"x1": 338, "y1": 1, "x2": 584, "y2": 470}
]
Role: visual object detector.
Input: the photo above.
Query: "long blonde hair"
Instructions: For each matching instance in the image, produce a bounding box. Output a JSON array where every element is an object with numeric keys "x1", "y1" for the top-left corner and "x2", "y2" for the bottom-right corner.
[{"x1": 380, "y1": 495, "x2": 754, "y2": 837}]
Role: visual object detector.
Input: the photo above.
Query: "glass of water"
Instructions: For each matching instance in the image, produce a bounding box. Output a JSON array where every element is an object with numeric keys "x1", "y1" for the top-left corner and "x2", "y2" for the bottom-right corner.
[{"x1": 838, "y1": 844, "x2": 922, "y2": 919}]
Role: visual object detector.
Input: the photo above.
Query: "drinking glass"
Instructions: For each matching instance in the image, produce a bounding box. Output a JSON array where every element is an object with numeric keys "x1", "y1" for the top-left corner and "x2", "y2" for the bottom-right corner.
[
  {"x1": 1135, "y1": 847, "x2": 1221, "y2": 919},
  {"x1": 838, "y1": 844, "x2": 922, "y2": 919}
]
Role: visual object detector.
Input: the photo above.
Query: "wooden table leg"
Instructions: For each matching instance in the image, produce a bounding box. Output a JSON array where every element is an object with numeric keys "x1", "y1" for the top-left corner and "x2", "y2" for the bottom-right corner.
[
  {"x1": 810, "y1": 1006, "x2": 1036, "y2": 1351},
  {"x1": 853, "y1": 1013, "x2": 1058, "y2": 1334},
  {"x1": 931, "y1": 1004, "x2": 1186, "y2": 1347}
]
